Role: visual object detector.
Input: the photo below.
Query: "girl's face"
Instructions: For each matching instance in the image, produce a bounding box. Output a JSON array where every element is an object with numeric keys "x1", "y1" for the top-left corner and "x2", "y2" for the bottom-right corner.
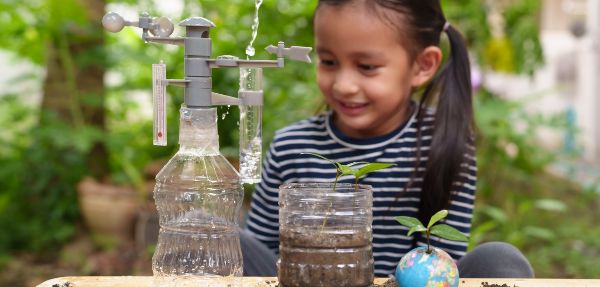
[{"x1": 315, "y1": 4, "x2": 420, "y2": 139}]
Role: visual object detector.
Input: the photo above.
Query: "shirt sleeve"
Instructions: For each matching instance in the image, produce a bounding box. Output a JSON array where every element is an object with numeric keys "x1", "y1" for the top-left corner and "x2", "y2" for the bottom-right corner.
[
  {"x1": 244, "y1": 139, "x2": 284, "y2": 253},
  {"x1": 415, "y1": 144, "x2": 477, "y2": 260}
]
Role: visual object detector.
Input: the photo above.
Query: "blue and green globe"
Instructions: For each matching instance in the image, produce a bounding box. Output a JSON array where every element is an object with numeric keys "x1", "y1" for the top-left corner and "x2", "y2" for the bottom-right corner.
[{"x1": 395, "y1": 246, "x2": 459, "y2": 287}]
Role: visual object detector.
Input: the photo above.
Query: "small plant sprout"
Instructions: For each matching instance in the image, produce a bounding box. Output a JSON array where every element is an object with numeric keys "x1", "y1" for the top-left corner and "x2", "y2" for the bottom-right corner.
[
  {"x1": 395, "y1": 210, "x2": 469, "y2": 254},
  {"x1": 302, "y1": 152, "x2": 396, "y2": 232},
  {"x1": 302, "y1": 152, "x2": 396, "y2": 190}
]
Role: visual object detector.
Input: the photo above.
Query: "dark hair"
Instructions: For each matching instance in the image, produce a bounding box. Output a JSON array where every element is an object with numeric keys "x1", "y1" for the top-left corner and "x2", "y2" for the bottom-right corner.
[{"x1": 317, "y1": 0, "x2": 474, "y2": 224}]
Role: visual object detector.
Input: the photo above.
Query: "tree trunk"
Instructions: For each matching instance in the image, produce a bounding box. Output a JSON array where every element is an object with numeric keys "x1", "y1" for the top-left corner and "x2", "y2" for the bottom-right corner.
[{"x1": 41, "y1": 0, "x2": 108, "y2": 179}]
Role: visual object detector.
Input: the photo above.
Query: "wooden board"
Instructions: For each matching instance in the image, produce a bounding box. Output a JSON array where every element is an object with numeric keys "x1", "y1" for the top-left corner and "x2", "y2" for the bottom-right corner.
[{"x1": 37, "y1": 276, "x2": 600, "y2": 287}]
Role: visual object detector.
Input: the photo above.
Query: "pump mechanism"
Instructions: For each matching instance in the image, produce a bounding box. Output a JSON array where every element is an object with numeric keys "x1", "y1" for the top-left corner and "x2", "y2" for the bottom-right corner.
[
  {"x1": 102, "y1": 11, "x2": 311, "y2": 107},
  {"x1": 102, "y1": 11, "x2": 312, "y2": 182}
]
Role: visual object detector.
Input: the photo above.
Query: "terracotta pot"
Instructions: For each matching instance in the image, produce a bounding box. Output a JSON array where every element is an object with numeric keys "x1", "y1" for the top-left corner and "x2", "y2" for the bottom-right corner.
[
  {"x1": 77, "y1": 177, "x2": 140, "y2": 241},
  {"x1": 134, "y1": 203, "x2": 159, "y2": 252}
]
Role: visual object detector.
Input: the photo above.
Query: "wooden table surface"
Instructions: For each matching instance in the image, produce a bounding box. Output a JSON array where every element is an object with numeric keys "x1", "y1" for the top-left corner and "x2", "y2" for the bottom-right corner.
[{"x1": 37, "y1": 276, "x2": 600, "y2": 287}]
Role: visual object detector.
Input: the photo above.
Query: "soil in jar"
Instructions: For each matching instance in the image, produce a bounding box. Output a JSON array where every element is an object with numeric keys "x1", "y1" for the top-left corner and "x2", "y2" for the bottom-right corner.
[{"x1": 278, "y1": 226, "x2": 373, "y2": 287}]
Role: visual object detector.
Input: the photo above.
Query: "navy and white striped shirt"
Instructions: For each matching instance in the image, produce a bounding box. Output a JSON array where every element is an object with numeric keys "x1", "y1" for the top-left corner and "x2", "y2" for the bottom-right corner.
[{"x1": 245, "y1": 105, "x2": 476, "y2": 276}]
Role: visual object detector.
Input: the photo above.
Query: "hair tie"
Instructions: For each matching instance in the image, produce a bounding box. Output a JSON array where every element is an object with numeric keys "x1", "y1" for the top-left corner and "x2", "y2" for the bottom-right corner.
[{"x1": 443, "y1": 22, "x2": 451, "y2": 32}]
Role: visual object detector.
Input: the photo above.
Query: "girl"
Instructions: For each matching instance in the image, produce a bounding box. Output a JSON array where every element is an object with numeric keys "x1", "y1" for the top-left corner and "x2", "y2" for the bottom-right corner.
[{"x1": 242, "y1": 0, "x2": 533, "y2": 278}]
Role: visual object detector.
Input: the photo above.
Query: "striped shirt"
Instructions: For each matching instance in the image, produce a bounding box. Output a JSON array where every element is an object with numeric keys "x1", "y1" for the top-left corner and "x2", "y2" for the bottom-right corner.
[{"x1": 245, "y1": 105, "x2": 477, "y2": 276}]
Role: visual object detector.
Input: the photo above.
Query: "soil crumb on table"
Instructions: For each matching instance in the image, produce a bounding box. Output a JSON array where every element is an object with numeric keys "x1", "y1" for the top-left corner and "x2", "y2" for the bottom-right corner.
[
  {"x1": 480, "y1": 282, "x2": 518, "y2": 287},
  {"x1": 258, "y1": 279, "x2": 279, "y2": 287},
  {"x1": 374, "y1": 278, "x2": 397, "y2": 287},
  {"x1": 373, "y1": 279, "x2": 520, "y2": 287},
  {"x1": 260, "y1": 278, "x2": 398, "y2": 287}
]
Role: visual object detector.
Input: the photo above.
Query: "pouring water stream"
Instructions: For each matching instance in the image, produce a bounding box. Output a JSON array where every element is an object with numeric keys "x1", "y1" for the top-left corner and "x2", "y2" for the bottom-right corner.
[{"x1": 245, "y1": 0, "x2": 264, "y2": 58}]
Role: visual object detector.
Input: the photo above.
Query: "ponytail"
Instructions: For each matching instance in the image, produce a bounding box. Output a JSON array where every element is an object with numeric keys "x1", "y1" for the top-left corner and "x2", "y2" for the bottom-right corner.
[{"x1": 416, "y1": 24, "x2": 473, "y2": 224}]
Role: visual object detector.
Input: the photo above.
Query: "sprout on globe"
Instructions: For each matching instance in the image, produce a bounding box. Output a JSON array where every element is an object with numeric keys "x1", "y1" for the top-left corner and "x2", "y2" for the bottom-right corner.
[{"x1": 394, "y1": 210, "x2": 469, "y2": 287}]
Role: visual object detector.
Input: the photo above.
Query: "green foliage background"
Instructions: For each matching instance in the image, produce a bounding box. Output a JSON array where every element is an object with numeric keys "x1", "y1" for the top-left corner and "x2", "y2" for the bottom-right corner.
[{"x1": 0, "y1": 0, "x2": 598, "y2": 279}]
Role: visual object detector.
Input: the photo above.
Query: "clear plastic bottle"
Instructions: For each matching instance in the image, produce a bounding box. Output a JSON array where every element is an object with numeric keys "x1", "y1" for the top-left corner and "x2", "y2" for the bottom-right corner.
[{"x1": 152, "y1": 106, "x2": 243, "y2": 287}]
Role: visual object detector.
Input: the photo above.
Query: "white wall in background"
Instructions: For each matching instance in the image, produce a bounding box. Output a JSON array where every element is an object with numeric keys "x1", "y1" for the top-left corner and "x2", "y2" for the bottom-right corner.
[
  {"x1": 0, "y1": 50, "x2": 43, "y2": 105},
  {"x1": 484, "y1": 0, "x2": 600, "y2": 163}
]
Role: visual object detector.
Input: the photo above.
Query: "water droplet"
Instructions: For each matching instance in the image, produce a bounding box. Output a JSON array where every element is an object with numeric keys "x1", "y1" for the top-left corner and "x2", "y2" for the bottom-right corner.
[{"x1": 245, "y1": 47, "x2": 255, "y2": 57}]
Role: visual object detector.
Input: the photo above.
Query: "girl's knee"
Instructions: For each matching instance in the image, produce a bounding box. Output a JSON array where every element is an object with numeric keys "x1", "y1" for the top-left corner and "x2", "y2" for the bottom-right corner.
[
  {"x1": 472, "y1": 241, "x2": 523, "y2": 256},
  {"x1": 458, "y1": 241, "x2": 534, "y2": 278}
]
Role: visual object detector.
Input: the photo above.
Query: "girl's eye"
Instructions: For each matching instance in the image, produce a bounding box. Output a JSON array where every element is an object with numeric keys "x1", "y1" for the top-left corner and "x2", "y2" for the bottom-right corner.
[
  {"x1": 320, "y1": 59, "x2": 336, "y2": 66},
  {"x1": 358, "y1": 64, "x2": 377, "y2": 71}
]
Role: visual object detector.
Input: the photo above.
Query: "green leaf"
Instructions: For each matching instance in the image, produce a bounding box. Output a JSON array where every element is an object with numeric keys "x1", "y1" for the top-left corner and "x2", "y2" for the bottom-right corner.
[
  {"x1": 534, "y1": 199, "x2": 567, "y2": 213},
  {"x1": 302, "y1": 152, "x2": 336, "y2": 164},
  {"x1": 355, "y1": 163, "x2": 396, "y2": 178},
  {"x1": 300, "y1": 154, "x2": 395, "y2": 182},
  {"x1": 395, "y1": 216, "x2": 424, "y2": 229},
  {"x1": 430, "y1": 224, "x2": 469, "y2": 242},
  {"x1": 481, "y1": 206, "x2": 509, "y2": 223},
  {"x1": 523, "y1": 226, "x2": 555, "y2": 241},
  {"x1": 337, "y1": 163, "x2": 355, "y2": 176},
  {"x1": 408, "y1": 224, "x2": 427, "y2": 237},
  {"x1": 428, "y1": 209, "x2": 449, "y2": 228},
  {"x1": 346, "y1": 162, "x2": 369, "y2": 167}
]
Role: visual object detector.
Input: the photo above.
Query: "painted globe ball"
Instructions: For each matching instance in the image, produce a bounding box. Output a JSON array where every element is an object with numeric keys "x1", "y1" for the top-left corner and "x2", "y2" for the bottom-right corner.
[{"x1": 395, "y1": 246, "x2": 459, "y2": 287}]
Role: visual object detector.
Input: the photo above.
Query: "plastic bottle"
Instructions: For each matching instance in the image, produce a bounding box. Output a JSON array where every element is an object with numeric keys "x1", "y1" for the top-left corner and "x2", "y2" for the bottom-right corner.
[{"x1": 152, "y1": 106, "x2": 243, "y2": 287}]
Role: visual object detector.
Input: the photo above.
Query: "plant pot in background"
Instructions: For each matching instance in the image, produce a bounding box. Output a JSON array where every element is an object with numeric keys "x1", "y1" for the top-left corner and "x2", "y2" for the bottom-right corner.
[
  {"x1": 278, "y1": 183, "x2": 374, "y2": 287},
  {"x1": 77, "y1": 177, "x2": 140, "y2": 242}
]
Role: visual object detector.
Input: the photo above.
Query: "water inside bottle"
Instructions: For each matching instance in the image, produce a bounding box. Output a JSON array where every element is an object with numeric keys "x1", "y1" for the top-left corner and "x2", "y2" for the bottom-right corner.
[
  {"x1": 239, "y1": 106, "x2": 262, "y2": 184},
  {"x1": 238, "y1": 68, "x2": 263, "y2": 184},
  {"x1": 153, "y1": 225, "x2": 242, "y2": 276}
]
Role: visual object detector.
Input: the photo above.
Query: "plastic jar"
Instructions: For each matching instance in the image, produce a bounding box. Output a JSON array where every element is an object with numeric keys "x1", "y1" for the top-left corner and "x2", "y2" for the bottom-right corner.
[{"x1": 278, "y1": 183, "x2": 373, "y2": 287}]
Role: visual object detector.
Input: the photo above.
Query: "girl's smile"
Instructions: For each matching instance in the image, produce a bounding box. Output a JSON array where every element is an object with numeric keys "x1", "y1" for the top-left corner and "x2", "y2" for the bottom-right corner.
[{"x1": 334, "y1": 99, "x2": 369, "y2": 116}]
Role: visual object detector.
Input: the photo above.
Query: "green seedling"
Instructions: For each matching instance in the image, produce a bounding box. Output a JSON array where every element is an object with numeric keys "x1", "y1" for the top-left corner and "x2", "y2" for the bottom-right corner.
[
  {"x1": 395, "y1": 210, "x2": 469, "y2": 254},
  {"x1": 302, "y1": 152, "x2": 396, "y2": 231},
  {"x1": 302, "y1": 152, "x2": 395, "y2": 191}
]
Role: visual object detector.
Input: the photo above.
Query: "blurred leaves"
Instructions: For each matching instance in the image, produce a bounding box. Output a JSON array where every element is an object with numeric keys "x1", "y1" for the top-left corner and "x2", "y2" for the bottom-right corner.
[
  {"x1": 484, "y1": 37, "x2": 515, "y2": 72},
  {"x1": 0, "y1": 96, "x2": 91, "y2": 253},
  {"x1": 503, "y1": 0, "x2": 544, "y2": 75},
  {"x1": 470, "y1": 88, "x2": 600, "y2": 277},
  {"x1": 444, "y1": 0, "x2": 544, "y2": 74},
  {"x1": 0, "y1": 0, "x2": 99, "y2": 65},
  {"x1": 0, "y1": 0, "x2": 319, "y2": 255},
  {"x1": 0, "y1": 0, "x2": 104, "y2": 255}
]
